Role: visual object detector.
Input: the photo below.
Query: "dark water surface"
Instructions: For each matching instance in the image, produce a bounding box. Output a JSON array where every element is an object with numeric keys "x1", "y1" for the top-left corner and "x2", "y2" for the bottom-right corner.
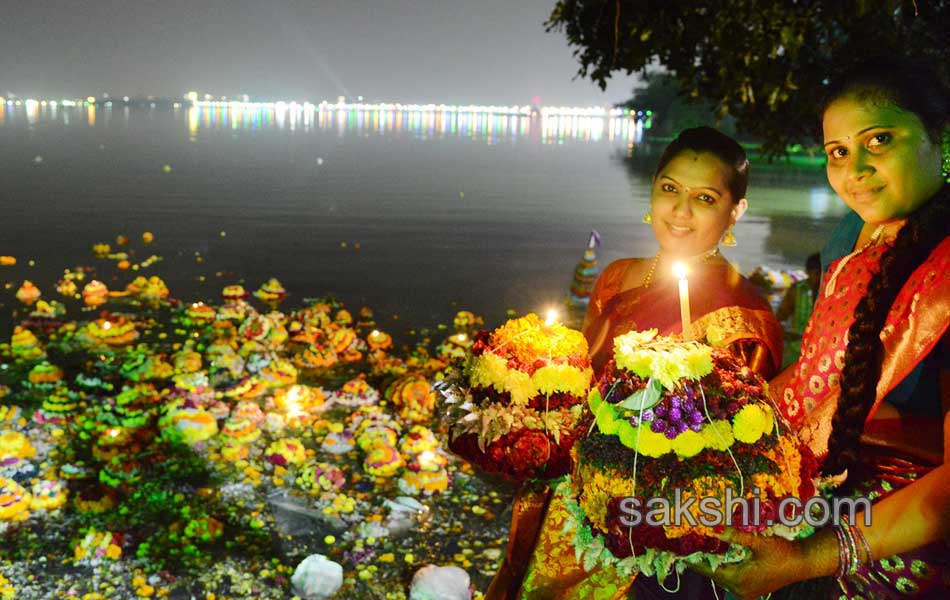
[{"x1": 0, "y1": 102, "x2": 846, "y2": 336}]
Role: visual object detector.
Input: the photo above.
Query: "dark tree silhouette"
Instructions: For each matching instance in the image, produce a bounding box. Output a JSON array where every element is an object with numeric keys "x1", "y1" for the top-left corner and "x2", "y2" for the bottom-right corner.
[{"x1": 547, "y1": 0, "x2": 949, "y2": 155}]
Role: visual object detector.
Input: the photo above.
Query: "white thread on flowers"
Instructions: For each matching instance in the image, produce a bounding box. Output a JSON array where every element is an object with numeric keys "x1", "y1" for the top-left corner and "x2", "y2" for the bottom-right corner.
[
  {"x1": 659, "y1": 568, "x2": 682, "y2": 593},
  {"x1": 699, "y1": 383, "x2": 745, "y2": 496},
  {"x1": 588, "y1": 381, "x2": 620, "y2": 436},
  {"x1": 544, "y1": 393, "x2": 550, "y2": 434},
  {"x1": 627, "y1": 377, "x2": 652, "y2": 561},
  {"x1": 712, "y1": 580, "x2": 721, "y2": 600}
]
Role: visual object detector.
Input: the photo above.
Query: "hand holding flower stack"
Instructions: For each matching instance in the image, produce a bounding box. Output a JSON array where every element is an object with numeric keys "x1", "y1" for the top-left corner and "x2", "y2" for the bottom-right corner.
[{"x1": 561, "y1": 329, "x2": 820, "y2": 582}]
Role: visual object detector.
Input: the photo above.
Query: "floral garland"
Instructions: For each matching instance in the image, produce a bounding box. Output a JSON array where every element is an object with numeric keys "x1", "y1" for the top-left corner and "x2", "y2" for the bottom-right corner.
[
  {"x1": 468, "y1": 352, "x2": 592, "y2": 405},
  {"x1": 589, "y1": 387, "x2": 775, "y2": 459},
  {"x1": 554, "y1": 477, "x2": 749, "y2": 582},
  {"x1": 613, "y1": 329, "x2": 713, "y2": 390}
]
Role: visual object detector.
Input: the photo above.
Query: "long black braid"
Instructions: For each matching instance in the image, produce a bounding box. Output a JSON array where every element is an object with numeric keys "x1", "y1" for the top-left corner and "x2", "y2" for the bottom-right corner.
[{"x1": 822, "y1": 186, "x2": 949, "y2": 478}]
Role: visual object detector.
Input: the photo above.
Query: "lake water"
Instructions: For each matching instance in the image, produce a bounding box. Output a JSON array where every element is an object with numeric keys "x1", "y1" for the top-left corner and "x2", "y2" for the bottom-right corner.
[{"x1": 0, "y1": 101, "x2": 847, "y2": 337}]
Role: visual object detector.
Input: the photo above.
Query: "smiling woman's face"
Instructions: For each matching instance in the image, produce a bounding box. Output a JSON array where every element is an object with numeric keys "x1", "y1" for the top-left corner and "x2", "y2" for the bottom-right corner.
[
  {"x1": 650, "y1": 150, "x2": 746, "y2": 257},
  {"x1": 822, "y1": 94, "x2": 943, "y2": 224}
]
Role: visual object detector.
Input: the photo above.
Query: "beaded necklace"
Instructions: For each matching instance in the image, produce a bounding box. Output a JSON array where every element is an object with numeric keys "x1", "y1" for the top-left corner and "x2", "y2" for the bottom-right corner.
[{"x1": 641, "y1": 246, "x2": 721, "y2": 288}]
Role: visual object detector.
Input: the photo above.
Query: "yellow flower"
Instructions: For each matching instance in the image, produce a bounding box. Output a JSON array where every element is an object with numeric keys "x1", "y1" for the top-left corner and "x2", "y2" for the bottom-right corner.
[
  {"x1": 614, "y1": 346, "x2": 653, "y2": 378},
  {"x1": 671, "y1": 430, "x2": 705, "y2": 458},
  {"x1": 468, "y1": 352, "x2": 508, "y2": 390},
  {"x1": 489, "y1": 314, "x2": 589, "y2": 364},
  {"x1": 732, "y1": 403, "x2": 774, "y2": 444},
  {"x1": 613, "y1": 332, "x2": 713, "y2": 390},
  {"x1": 701, "y1": 420, "x2": 735, "y2": 451},
  {"x1": 503, "y1": 369, "x2": 535, "y2": 405},
  {"x1": 634, "y1": 426, "x2": 673, "y2": 458},
  {"x1": 760, "y1": 434, "x2": 804, "y2": 497},
  {"x1": 0, "y1": 431, "x2": 36, "y2": 460},
  {"x1": 577, "y1": 465, "x2": 635, "y2": 531},
  {"x1": 646, "y1": 351, "x2": 676, "y2": 390},
  {"x1": 615, "y1": 328, "x2": 658, "y2": 347},
  {"x1": 532, "y1": 364, "x2": 592, "y2": 397},
  {"x1": 684, "y1": 346, "x2": 714, "y2": 379},
  {"x1": 617, "y1": 417, "x2": 680, "y2": 458},
  {"x1": 105, "y1": 544, "x2": 122, "y2": 560}
]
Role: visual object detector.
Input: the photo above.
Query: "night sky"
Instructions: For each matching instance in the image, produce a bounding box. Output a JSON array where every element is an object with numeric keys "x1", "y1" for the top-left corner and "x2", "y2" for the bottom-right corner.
[{"x1": 1, "y1": 0, "x2": 638, "y2": 105}]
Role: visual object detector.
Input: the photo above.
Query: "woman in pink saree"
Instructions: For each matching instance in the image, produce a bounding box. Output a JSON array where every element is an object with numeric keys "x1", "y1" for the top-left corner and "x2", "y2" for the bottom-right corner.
[{"x1": 702, "y1": 58, "x2": 950, "y2": 599}]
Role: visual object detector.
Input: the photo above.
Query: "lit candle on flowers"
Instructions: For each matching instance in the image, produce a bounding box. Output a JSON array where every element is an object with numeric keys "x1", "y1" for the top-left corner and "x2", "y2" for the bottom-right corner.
[
  {"x1": 672, "y1": 262, "x2": 691, "y2": 341},
  {"x1": 367, "y1": 329, "x2": 392, "y2": 352},
  {"x1": 544, "y1": 308, "x2": 559, "y2": 327},
  {"x1": 418, "y1": 450, "x2": 437, "y2": 470},
  {"x1": 284, "y1": 386, "x2": 304, "y2": 419}
]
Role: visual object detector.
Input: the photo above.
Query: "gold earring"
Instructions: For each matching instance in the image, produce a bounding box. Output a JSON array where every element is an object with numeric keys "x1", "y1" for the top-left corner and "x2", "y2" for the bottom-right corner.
[
  {"x1": 722, "y1": 228, "x2": 737, "y2": 247},
  {"x1": 642, "y1": 211, "x2": 653, "y2": 224}
]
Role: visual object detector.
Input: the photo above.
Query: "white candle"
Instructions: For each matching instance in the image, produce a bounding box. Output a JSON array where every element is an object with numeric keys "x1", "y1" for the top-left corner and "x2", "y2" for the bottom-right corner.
[{"x1": 672, "y1": 262, "x2": 691, "y2": 341}]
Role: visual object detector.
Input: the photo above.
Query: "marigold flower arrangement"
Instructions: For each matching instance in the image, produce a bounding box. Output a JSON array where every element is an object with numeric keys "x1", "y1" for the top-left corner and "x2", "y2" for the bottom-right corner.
[
  {"x1": 560, "y1": 329, "x2": 820, "y2": 581},
  {"x1": 446, "y1": 313, "x2": 593, "y2": 481}
]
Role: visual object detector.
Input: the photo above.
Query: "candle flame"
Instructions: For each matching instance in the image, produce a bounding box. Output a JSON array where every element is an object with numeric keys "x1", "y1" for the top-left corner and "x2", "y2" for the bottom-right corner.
[
  {"x1": 102, "y1": 321, "x2": 112, "y2": 330},
  {"x1": 107, "y1": 428, "x2": 120, "y2": 438},
  {"x1": 457, "y1": 333, "x2": 467, "y2": 342},
  {"x1": 418, "y1": 450, "x2": 436, "y2": 465},
  {"x1": 544, "y1": 309, "x2": 558, "y2": 326},
  {"x1": 672, "y1": 261, "x2": 688, "y2": 279}
]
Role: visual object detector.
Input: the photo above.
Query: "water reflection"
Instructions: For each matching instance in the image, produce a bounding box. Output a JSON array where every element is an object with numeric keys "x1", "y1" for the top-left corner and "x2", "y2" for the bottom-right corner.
[
  {"x1": 2, "y1": 98, "x2": 646, "y2": 147},
  {"x1": 183, "y1": 102, "x2": 645, "y2": 146}
]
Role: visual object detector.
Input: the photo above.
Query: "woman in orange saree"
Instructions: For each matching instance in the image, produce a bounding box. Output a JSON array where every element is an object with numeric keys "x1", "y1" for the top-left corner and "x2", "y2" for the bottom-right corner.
[{"x1": 484, "y1": 127, "x2": 783, "y2": 600}]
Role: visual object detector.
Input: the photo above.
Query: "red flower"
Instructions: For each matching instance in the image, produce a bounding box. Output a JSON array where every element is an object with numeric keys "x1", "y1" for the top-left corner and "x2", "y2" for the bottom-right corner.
[{"x1": 510, "y1": 430, "x2": 551, "y2": 469}]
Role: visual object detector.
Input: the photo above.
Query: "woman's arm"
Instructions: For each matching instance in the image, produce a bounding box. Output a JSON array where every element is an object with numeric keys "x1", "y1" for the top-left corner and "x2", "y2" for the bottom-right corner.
[{"x1": 699, "y1": 409, "x2": 950, "y2": 599}]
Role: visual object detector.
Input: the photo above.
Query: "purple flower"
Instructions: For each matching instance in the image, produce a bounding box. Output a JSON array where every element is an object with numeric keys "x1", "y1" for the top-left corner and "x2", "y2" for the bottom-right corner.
[
  {"x1": 690, "y1": 422, "x2": 703, "y2": 432},
  {"x1": 670, "y1": 396, "x2": 682, "y2": 409},
  {"x1": 668, "y1": 407, "x2": 682, "y2": 422},
  {"x1": 685, "y1": 385, "x2": 695, "y2": 401},
  {"x1": 654, "y1": 404, "x2": 667, "y2": 418},
  {"x1": 676, "y1": 421, "x2": 689, "y2": 434},
  {"x1": 651, "y1": 419, "x2": 667, "y2": 433},
  {"x1": 628, "y1": 415, "x2": 640, "y2": 427},
  {"x1": 682, "y1": 399, "x2": 695, "y2": 413},
  {"x1": 640, "y1": 408, "x2": 655, "y2": 422},
  {"x1": 664, "y1": 427, "x2": 679, "y2": 440},
  {"x1": 690, "y1": 411, "x2": 705, "y2": 425}
]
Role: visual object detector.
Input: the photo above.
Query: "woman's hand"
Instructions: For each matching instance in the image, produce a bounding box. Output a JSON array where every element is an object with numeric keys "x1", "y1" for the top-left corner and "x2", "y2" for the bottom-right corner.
[{"x1": 689, "y1": 529, "x2": 814, "y2": 600}]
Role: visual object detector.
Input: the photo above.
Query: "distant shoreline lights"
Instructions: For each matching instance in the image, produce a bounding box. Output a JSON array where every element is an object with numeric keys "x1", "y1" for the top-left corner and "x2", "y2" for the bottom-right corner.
[{"x1": 3, "y1": 93, "x2": 652, "y2": 145}]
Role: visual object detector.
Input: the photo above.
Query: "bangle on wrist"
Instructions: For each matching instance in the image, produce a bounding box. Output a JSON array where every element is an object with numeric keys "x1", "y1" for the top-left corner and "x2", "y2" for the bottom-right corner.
[{"x1": 834, "y1": 514, "x2": 872, "y2": 579}]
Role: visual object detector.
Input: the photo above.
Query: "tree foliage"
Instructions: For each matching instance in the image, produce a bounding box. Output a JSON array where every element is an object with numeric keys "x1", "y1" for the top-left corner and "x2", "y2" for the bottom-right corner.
[
  {"x1": 547, "y1": 0, "x2": 950, "y2": 155},
  {"x1": 626, "y1": 73, "x2": 737, "y2": 138}
]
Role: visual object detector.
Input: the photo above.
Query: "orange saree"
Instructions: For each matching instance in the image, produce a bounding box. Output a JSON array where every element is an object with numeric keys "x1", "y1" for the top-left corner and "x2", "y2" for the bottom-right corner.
[
  {"x1": 585, "y1": 257, "x2": 782, "y2": 379},
  {"x1": 485, "y1": 257, "x2": 783, "y2": 600}
]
